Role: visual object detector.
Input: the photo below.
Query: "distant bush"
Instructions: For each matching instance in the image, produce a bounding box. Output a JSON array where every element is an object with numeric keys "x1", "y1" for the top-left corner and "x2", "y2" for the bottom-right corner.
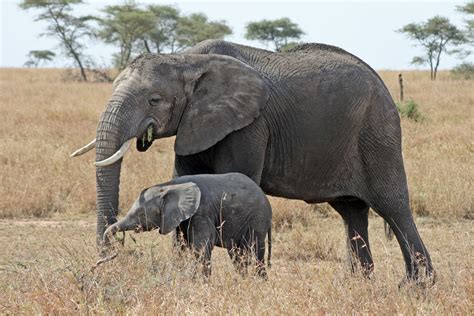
[
  {"x1": 396, "y1": 99, "x2": 423, "y2": 122},
  {"x1": 451, "y1": 62, "x2": 474, "y2": 79}
]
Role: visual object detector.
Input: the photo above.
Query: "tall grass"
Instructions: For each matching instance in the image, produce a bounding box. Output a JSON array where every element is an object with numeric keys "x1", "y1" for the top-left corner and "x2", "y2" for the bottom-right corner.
[
  {"x1": 382, "y1": 71, "x2": 473, "y2": 219},
  {"x1": 0, "y1": 215, "x2": 472, "y2": 313},
  {"x1": 0, "y1": 69, "x2": 472, "y2": 219}
]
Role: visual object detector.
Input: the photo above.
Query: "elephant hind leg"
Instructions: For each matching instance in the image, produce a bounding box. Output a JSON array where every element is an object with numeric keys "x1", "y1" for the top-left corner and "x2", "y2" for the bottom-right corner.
[
  {"x1": 253, "y1": 234, "x2": 268, "y2": 279},
  {"x1": 370, "y1": 197, "x2": 435, "y2": 285},
  {"x1": 228, "y1": 230, "x2": 268, "y2": 279},
  {"x1": 329, "y1": 197, "x2": 374, "y2": 276},
  {"x1": 228, "y1": 247, "x2": 250, "y2": 277}
]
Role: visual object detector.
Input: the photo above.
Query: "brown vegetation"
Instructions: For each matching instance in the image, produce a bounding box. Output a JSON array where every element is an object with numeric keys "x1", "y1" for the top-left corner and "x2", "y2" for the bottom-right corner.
[{"x1": 0, "y1": 69, "x2": 472, "y2": 313}]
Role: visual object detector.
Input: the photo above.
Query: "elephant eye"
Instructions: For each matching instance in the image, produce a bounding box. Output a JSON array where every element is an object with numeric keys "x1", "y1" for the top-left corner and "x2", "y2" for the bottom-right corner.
[{"x1": 149, "y1": 94, "x2": 162, "y2": 106}]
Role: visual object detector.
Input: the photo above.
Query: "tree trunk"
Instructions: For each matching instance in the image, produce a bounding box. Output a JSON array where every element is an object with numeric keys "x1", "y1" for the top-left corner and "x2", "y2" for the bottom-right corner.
[
  {"x1": 70, "y1": 47, "x2": 88, "y2": 82},
  {"x1": 429, "y1": 56, "x2": 434, "y2": 80},
  {"x1": 47, "y1": 6, "x2": 88, "y2": 81},
  {"x1": 143, "y1": 39, "x2": 151, "y2": 53},
  {"x1": 433, "y1": 42, "x2": 445, "y2": 81}
]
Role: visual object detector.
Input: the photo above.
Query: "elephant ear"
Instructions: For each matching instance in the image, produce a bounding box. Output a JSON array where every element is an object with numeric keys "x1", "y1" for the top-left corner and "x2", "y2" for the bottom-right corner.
[
  {"x1": 175, "y1": 55, "x2": 269, "y2": 156},
  {"x1": 145, "y1": 182, "x2": 201, "y2": 235}
]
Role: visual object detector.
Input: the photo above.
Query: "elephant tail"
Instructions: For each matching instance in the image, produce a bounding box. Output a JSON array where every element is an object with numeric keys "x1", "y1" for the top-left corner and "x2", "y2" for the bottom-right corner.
[
  {"x1": 384, "y1": 220, "x2": 394, "y2": 240},
  {"x1": 267, "y1": 226, "x2": 272, "y2": 268}
]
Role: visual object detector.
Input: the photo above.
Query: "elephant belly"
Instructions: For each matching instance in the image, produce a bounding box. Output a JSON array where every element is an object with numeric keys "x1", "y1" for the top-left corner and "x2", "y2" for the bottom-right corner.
[
  {"x1": 260, "y1": 129, "x2": 364, "y2": 202},
  {"x1": 260, "y1": 164, "x2": 360, "y2": 203}
]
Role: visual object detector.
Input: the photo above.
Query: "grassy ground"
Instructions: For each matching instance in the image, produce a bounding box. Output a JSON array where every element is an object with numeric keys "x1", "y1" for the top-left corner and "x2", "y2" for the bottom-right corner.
[
  {"x1": 0, "y1": 216, "x2": 472, "y2": 313},
  {"x1": 0, "y1": 68, "x2": 473, "y2": 313}
]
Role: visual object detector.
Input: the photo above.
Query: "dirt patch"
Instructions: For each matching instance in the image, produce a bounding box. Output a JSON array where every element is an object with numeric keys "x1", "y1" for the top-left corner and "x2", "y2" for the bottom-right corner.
[{"x1": 0, "y1": 219, "x2": 94, "y2": 228}]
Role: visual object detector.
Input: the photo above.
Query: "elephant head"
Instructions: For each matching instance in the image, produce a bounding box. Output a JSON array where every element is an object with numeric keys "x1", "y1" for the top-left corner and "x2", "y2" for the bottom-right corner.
[
  {"x1": 71, "y1": 54, "x2": 268, "y2": 246},
  {"x1": 103, "y1": 182, "x2": 201, "y2": 241}
]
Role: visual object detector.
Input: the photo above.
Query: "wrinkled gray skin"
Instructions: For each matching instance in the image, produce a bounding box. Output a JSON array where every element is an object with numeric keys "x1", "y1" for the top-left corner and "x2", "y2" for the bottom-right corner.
[
  {"x1": 91, "y1": 40, "x2": 433, "y2": 283},
  {"x1": 104, "y1": 173, "x2": 272, "y2": 277}
]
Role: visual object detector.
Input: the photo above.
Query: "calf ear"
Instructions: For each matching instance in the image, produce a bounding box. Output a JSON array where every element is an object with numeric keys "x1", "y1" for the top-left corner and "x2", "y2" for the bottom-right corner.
[{"x1": 147, "y1": 182, "x2": 201, "y2": 235}]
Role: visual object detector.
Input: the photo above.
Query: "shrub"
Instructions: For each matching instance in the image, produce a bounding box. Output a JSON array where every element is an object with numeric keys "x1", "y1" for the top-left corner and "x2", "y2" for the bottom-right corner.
[
  {"x1": 451, "y1": 62, "x2": 474, "y2": 80},
  {"x1": 396, "y1": 99, "x2": 423, "y2": 122}
]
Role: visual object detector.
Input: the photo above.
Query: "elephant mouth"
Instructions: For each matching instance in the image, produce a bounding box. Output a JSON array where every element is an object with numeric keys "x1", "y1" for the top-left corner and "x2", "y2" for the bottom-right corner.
[{"x1": 136, "y1": 120, "x2": 157, "y2": 152}]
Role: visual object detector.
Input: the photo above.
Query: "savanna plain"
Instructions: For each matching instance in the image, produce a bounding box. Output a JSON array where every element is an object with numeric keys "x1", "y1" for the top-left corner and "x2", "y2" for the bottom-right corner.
[{"x1": 0, "y1": 69, "x2": 472, "y2": 314}]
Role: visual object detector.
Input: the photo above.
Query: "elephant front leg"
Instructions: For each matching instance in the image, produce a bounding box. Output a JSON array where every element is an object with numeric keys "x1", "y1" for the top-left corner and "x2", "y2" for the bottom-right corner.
[
  {"x1": 173, "y1": 226, "x2": 189, "y2": 257},
  {"x1": 212, "y1": 119, "x2": 269, "y2": 185},
  {"x1": 191, "y1": 240, "x2": 213, "y2": 277},
  {"x1": 187, "y1": 222, "x2": 214, "y2": 278}
]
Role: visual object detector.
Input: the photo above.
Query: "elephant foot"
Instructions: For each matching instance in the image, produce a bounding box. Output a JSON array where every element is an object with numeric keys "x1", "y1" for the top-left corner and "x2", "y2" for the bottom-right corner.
[
  {"x1": 360, "y1": 263, "x2": 375, "y2": 279},
  {"x1": 400, "y1": 252, "x2": 436, "y2": 288},
  {"x1": 256, "y1": 269, "x2": 268, "y2": 281},
  {"x1": 349, "y1": 258, "x2": 374, "y2": 279},
  {"x1": 255, "y1": 261, "x2": 268, "y2": 280},
  {"x1": 398, "y1": 269, "x2": 436, "y2": 289},
  {"x1": 202, "y1": 262, "x2": 212, "y2": 277}
]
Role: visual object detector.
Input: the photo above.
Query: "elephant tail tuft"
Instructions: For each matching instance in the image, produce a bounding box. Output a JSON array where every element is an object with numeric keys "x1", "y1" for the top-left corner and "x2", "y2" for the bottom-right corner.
[
  {"x1": 384, "y1": 220, "x2": 394, "y2": 241},
  {"x1": 267, "y1": 226, "x2": 272, "y2": 268}
]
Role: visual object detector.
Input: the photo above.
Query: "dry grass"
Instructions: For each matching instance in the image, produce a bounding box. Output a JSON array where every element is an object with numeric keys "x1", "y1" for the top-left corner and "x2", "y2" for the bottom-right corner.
[
  {"x1": 381, "y1": 71, "x2": 473, "y2": 219},
  {"x1": 0, "y1": 68, "x2": 473, "y2": 313},
  {"x1": 0, "y1": 69, "x2": 471, "y2": 219},
  {"x1": 0, "y1": 217, "x2": 472, "y2": 313}
]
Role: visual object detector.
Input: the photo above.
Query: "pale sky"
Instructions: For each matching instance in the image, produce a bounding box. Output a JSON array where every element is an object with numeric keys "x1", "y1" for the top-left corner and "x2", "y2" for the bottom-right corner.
[{"x1": 1, "y1": 0, "x2": 472, "y2": 70}]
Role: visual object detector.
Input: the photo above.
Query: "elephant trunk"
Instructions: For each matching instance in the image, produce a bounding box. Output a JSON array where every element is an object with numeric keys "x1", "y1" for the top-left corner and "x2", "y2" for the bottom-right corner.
[
  {"x1": 96, "y1": 162, "x2": 121, "y2": 247},
  {"x1": 102, "y1": 216, "x2": 138, "y2": 243},
  {"x1": 103, "y1": 222, "x2": 120, "y2": 242},
  {"x1": 95, "y1": 97, "x2": 133, "y2": 249}
]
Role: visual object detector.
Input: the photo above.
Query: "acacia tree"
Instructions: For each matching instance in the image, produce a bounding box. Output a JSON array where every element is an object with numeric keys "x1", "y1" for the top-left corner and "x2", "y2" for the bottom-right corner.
[
  {"x1": 24, "y1": 50, "x2": 55, "y2": 67},
  {"x1": 97, "y1": 3, "x2": 155, "y2": 70},
  {"x1": 142, "y1": 10, "x2": 233, "y2": 53},
  {"x1": 20, "y1": 0, "x2": 93, "y2": 81},
  {"x1": 175, "y1": 13, "x2": 232, "y2": 51},
  {"x1": 245, "y1": 18, "x2": 304, "y2": 51},
  {"x1": 398, "y1": 16, "x2": 467, "y2": 80},
  {"x1": 98, "y1": 3, "x2": 232, "y2": 68},
  {"x1": 457, "y1": 1, "x2": 474, "y2": 43},
  {"x1": 142, "y1": 5, "x2": 180, "y2": 53}
]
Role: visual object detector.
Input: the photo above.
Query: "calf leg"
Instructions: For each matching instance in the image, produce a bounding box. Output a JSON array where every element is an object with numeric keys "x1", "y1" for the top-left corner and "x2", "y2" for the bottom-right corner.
[
  {"x1": 190, "y1": 240, "x2": 213, "y2": 277},
  {"x1": 253, "y1": 234, "x2": 268, "y2": 279},
  {"x1": 228, "y1": 247, "x2": 250, "y2": 277},
  {"x1": 173, "y1": 227, "x2": 188, "y2": 253}
]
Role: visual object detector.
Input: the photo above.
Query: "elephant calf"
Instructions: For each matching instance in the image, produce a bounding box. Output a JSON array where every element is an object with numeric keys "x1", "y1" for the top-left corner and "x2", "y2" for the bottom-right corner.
[{"x1": 104, "y1": 173, "x2": 272, "y2": 278}]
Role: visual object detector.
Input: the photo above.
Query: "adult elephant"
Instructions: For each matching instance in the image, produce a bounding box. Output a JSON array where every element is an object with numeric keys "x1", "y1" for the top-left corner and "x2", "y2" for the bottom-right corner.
[{"x1": 72, "y1": 40, "x2": 433, "y2": 283}]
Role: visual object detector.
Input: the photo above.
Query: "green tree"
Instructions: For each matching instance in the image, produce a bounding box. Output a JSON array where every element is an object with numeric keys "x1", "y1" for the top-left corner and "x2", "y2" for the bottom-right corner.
[
  {"x1": 97, "y1": 3, "x2": 154, "y2": 70},
  {"x1": 19, "y1": 0, "x2": 93, "y2": 81},
  {"x1": 24, "y1": 50, "x2": 55, "y2": 67},
  {"x1": 245, "y1": 18, "x2": 304, "y2": 51},
  {"x1": 398, "y1": 16, "x2": 467, "y2": 80},
  {"x1": 457, "y1": 1, "x2": 474, "y2": 43},
  {"x1": 142, "y1": 5, "x2": 180, "y2": 53},
  {"x1": 277, "y1": 41, "x2": 301, "y2": 52},
  {"x1": 175, "y1": 13, "x2": 232, "y2": 51},
  {"x1": 97, "y1": 4, "x2": 231, "y2": 69}
]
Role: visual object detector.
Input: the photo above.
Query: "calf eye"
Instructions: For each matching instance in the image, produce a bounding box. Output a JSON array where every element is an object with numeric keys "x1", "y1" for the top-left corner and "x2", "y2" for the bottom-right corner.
[{"x1": 149, "y1": 94, "x2": 162, "y2": 106}]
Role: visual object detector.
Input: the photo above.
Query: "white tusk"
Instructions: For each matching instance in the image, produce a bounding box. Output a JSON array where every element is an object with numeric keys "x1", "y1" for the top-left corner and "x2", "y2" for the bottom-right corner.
[
  {"x1": 70, "y1": 139, "x2": 96, "y2": 157},
  {"x1": 95, "y1": 139, "x2": 133, "y2": 167}
]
